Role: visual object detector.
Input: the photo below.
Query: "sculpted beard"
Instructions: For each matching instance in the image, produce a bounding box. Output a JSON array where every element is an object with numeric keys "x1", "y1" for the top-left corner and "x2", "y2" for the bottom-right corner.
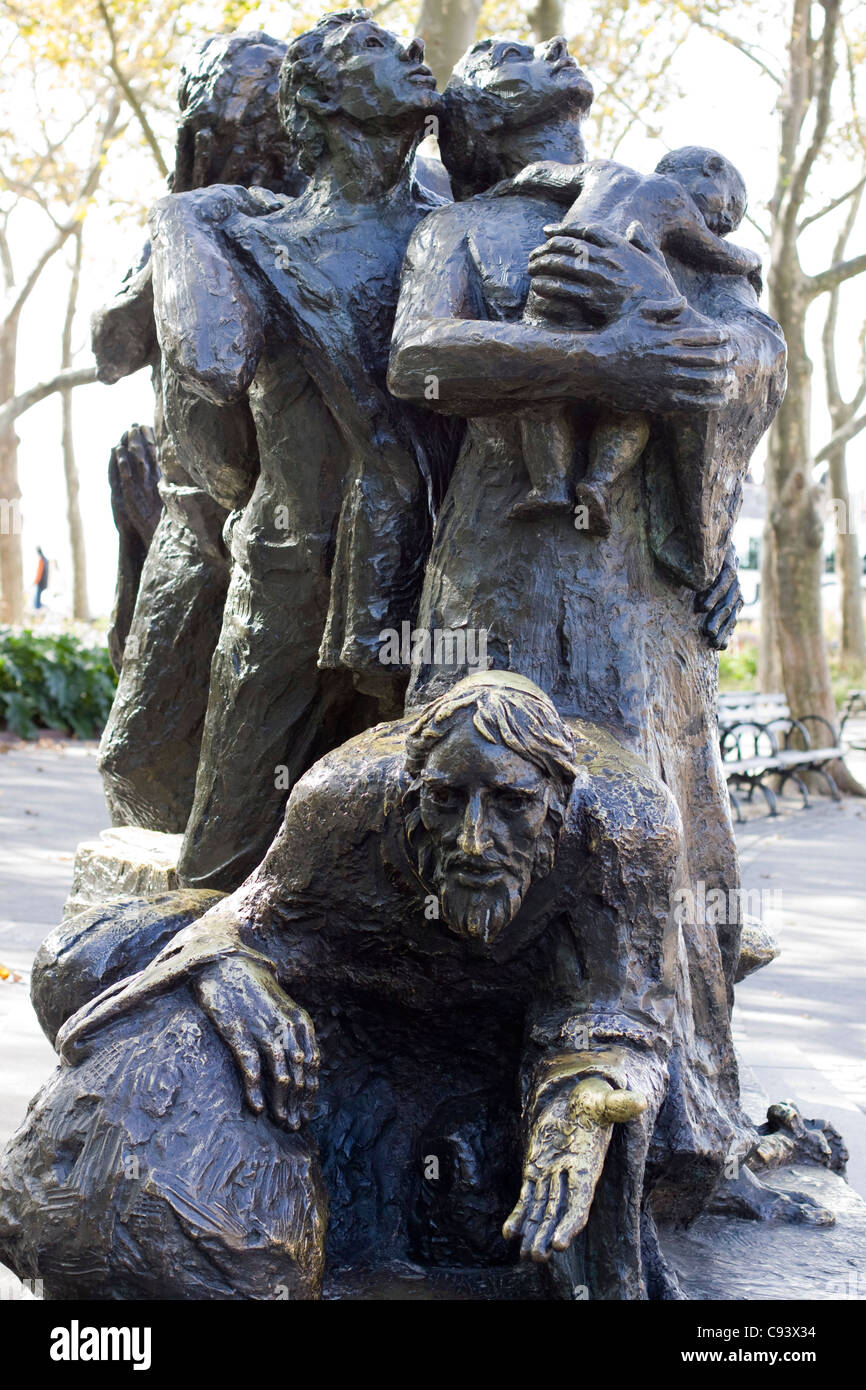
[{"x1": 409, "y1": 817, "x2": 559, "y2": 944}]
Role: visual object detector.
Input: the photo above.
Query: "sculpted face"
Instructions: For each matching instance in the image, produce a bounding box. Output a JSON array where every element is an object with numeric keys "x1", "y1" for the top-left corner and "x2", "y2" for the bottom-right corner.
[
  {"x1": 326, "y1": 20, "x2": 437, "y2": 125},
  {"x1": 461, "y1": 35, "x2": 593, "y2": 128},
  {"x1": 691, "y1": 172, "x2": 745, "y2": 236},
  {"x1": 681, "y1": 160, "x2": 746, "y2": 236},
  {"x1": 417, "y1": 715, "x2": 554, "y2": 945}
]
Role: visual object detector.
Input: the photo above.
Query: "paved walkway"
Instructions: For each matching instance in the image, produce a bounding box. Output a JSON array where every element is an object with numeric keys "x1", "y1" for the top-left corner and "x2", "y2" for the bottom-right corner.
[
  {"x1": 734, "y1": 791, "x2": 866, "y2": 1197},
  {"x1": 0, "y1": 741, "x2": 107, "y2": 1142},
  {"x1": 1, "y1": 735, "x2": 864, "y2": 1199}
]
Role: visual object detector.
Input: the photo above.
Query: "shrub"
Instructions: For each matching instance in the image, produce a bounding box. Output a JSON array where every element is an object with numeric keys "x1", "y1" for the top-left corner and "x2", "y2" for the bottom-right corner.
[
  {"x1": 0, "y1": 628, "x2": 117, "y2": 740},
  {"x1": 718, "y1": 643, "x2": 759, "y2": 692}
]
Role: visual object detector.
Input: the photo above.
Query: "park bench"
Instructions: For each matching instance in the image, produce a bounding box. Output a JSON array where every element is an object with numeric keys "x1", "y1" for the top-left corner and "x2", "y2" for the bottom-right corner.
[
  {"x1": 840, "y1": 690, "x2": 866, "y2": 751},
  {"x1": 718, "y1": 695, "x2": 846, "y2": 821}
]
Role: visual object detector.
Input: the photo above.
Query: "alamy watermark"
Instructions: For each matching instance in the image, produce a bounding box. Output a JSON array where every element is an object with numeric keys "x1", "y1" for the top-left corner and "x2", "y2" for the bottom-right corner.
[
  {"x1": 379, "y1": 620, "x2": 488, "y2": 670},
  {"x1": 673, "y1": 881, "x2": 783, "y2": 928}
]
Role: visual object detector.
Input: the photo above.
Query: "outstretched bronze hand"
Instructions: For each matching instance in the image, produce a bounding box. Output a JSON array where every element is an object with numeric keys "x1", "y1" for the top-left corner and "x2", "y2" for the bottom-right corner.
[{"x1": 503, "y1": 1075, "x2": 647, "y2": 1262}]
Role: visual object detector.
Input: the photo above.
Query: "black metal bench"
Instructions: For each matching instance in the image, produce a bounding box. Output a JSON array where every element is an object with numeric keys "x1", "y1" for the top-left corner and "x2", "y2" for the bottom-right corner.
[
  {"x1": 719, "y1": 709, "x2": 846, "y2": 821},
  {"x1": 840, "y1": 690, "x2": 866, "y2": 751}
]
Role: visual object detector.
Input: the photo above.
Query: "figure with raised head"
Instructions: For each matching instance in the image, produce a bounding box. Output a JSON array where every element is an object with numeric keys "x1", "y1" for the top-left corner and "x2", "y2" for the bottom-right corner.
[
  {"x1": 388, "y1": 34, "x2": 787, "y2": 1225},
  {"x1": 148, "y1": 9, "x2": 452, "y2": 892}
]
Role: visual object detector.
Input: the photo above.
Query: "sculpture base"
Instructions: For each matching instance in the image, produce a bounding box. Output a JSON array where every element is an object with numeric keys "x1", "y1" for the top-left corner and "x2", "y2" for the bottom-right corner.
[
  {"x1": 63, "y1": 826, "x2": 182, "y2": 919},
  {"x1": 324, "y1": 1167, "x2": 866, "y2": 1298},
  {"x1": 659, "y1": 1163, "x2": 866, "y2": 1300},
  {"x1": 3, "y1": 1165, "x2": 862, "y2": 1300}
]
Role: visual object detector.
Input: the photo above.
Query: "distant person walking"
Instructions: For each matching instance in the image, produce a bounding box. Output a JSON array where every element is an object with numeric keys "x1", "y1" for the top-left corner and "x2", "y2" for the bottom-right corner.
[{"x1": 32, "y1": 547, "x2": 49, "y2": 610}]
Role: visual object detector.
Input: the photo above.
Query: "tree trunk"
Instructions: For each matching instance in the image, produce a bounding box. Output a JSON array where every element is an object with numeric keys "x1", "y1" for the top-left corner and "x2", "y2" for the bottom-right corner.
[
  {"x1": 416, "y1": 0, "x2": 484, "y2": 87},
  {"x1": 768, "y1": 312, "x2": 863, "y2": 791},
  {"x1": 758, "y1": 454, "x2": 783, "y2": 692},
  {"x1": 0, "y1": 323, "x2": 23, "y2": 625},
  {"x1": 528, "y1": 0, "x2": 565, "y2": 41},
  {"x1": 827, "y1": 443, "x2": 865, "y2": 672},
  {"x1": 61, "y1": 391, "x2": 89, "y2": 621},
  {"x1": 61, "y1": 229, "x2": 90, "y2": 622},
  {"x1": 766, "y1": 314, "x2": 830, "y2": 720},
  {"x1": 771, "y1": 459, "x2": 832, "y2": 723}
]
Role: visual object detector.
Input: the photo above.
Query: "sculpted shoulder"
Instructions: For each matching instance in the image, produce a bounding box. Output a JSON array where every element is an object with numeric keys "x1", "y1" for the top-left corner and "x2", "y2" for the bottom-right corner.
[
  {"x1": 402, "y1": 195, "x2": 482, "y2": 260},
  {"x1": 149, "y1": 183, "x2": 293, "y2": 235},
  {"x1": 285, "y1": 717, "x2": 416, "y2": 836}
]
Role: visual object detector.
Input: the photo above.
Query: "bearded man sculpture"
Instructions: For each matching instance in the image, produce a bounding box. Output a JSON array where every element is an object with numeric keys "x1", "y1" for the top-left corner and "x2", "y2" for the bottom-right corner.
[{"x1": 0, "y1": 673, "x2": 682, "y2": 1300}]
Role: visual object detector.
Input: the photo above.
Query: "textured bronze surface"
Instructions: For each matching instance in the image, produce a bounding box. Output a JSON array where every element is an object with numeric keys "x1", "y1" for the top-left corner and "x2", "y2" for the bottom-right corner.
[{"x1": 0, "y1": 14, "x2": 813, "y2": 1302}]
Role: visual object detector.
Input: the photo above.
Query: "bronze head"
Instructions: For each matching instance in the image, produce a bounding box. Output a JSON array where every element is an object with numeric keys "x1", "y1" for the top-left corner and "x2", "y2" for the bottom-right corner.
[{"x1": 403, "y1": 671, "x2": 578, "y2": 945}]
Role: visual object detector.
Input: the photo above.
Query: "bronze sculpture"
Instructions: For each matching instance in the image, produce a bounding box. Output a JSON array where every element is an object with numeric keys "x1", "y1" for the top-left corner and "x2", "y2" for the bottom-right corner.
[
  {"x1": 3, "y1": 673, "x2": 684, "y2": 1299},
  {"x1": 389, "y1": 34, "x2": 786, "y2": 1223},
  {"x1": 94, "y1": 32, "x2": 301, "y2": 834},
  {"x1": 149, "y1": 10, "x2": 454, "y2": 892},
  {"x1": 1, "y1": 14, "x2": 833, "y2": 1302},
  {"x1": 515, "y1": 146, "x2": 761, "y2": 528}
]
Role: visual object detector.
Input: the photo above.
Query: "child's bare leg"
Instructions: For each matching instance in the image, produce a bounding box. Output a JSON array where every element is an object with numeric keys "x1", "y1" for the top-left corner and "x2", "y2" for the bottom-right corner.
[
  {"x1": 575, "y1": 412, "x2": 650, "y2": 537},
  {"x1": 511, "y1": 409, "x2": 574, "y2": 519}
]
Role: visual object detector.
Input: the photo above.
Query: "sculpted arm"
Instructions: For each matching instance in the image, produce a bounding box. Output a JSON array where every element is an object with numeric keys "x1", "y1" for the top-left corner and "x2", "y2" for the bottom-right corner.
[
  {"x1": 388, "y1": 210, "x2": 597, "y2": 413},
  {"x1": 91, "y1": 249, "x2": 157, "y2": 382},
  {"x1": 388, "y1": 210, "x2": 737, "y2": 417},
  {"x1": 663, "y1": 219, "x2": 762, "y2": 280},
  {"x1": 647, "y1": 281, "x2": 786, "y2": 601},
  {"x1": 55, "y1": 755, "x2": 386, "y2": 1131},
  {"x1": 505, "y1": 761, "x2": 681, "y2": 1262},
  {"x1": 148, "y1": 185, "x2": 268, "y2": 406}
]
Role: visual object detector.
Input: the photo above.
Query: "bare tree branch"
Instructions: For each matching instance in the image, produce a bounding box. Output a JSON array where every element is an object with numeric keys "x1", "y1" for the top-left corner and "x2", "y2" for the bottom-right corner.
[
  {"x1": 822, "y1": 179, "x2": 864, "y2": 409},
  {"x1": 0, "y1": 364, "x2": 98, "y2": 432},
  {"x1": 809, "y1": 250, "x2": 866, "y2": 298},
  {"x1": 0, "y1": 221, "x2": 13, "y2": 295},
  {"x1": 679, "y1": 10, "x2": 783, "y2": 87},
  {"x1": 95, "y1": 0, "x2": 168, "y2": 179},
  {"x1": 799, "y1": 172, "x2": 866, "y2": 232},
  {"x1": 815, "y1": 409, "x2": 866, "y2": 462},
  {"x1": 771, "y1": 0, "x2": 815, "y2": 221},
  {"x1": 781, "y1": 0, "x2": 841, "y2": 241},
  {"x1": 1, "y1": 95, "x2": 120, "y2": 325}
]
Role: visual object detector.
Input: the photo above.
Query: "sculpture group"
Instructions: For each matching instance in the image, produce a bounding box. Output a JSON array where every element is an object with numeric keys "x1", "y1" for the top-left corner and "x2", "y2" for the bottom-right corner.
[{"x1": 0, "y1": 11, "x2": 807, "y2": 1301}]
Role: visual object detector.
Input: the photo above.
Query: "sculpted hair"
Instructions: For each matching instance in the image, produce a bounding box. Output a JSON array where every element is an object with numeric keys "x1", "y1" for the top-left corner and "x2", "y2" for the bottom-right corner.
[
  {"x1": 278, "y1": 9, "x2": 371, "y2": 175},
  {"x1": 404, "y1": 679, "x2": 578, "y2": 817},
  {"x1": 178, "y1": 32, "x2": 287, "y2": 115},
  {"x1": 439, "y1": 42, "x2": 517, "y2": 200},
  {"x1": 173, "y1": 32, "x2": 299, "y2": 194}
]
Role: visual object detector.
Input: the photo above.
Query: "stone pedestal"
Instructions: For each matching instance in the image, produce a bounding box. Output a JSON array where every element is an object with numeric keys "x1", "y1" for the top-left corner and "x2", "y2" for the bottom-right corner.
[{"x1": 63, "y1": 826, "x2": 182, "y2": 919}]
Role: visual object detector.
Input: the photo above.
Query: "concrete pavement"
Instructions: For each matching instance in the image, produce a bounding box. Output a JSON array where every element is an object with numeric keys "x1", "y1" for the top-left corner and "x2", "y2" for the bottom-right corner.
[
  {"x1": 734, "y1": 793, "x2": 866, "y2": 1197},
  {"x1": 0, "y1": 740, "x2": 107, "y2": 1143}
]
